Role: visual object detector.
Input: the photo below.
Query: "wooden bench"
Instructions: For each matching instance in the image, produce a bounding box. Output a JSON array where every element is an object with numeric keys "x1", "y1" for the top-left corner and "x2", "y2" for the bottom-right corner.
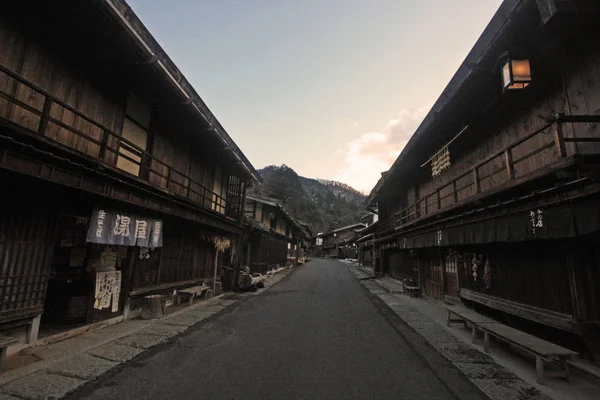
[
  {"x1": 176, "y1": 285, "x2": 209, "y2": 306},
  {"x1": 0, "y1": 336, "x2": 19, "y2": 372},
  {"x1": 446, "y1": 306, "x2": 500, "y2": 343},
  {"x1": 477, "y1": 322, "x2": 578, "y2": 385}
]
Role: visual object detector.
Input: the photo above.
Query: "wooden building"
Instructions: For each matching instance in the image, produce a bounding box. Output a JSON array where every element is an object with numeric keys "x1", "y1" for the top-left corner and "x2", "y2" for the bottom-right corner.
[
  {"x1": 356, "y1": 213, "x2": 378, "y2": 269},
  {"x1": 243, "y1": 196, "x2": 308, "y2": 274},
  {"x1": 0, "y1": 0, "x2": 258, "y2": 351},
  {"x1": 316, "y1": 223, "x2": 366, "y2": 259},
  {"x1": 364, "y1": 0, "x2": 600, "y2": 360}
]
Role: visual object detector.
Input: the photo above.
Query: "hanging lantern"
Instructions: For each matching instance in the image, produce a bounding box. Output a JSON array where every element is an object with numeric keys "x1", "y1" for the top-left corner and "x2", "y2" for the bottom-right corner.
[{"x1": 500, "y1": 55, "x2": 531, "y2": 92}]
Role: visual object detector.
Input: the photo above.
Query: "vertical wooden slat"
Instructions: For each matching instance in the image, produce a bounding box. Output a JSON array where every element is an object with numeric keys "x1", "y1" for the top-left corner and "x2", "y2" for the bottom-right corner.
[
  {"x1": 504, "y1": 149, "x2": 515, "y2": 180},
  {"x1": 37, "y1": 97, "x2": 52, "y2": 135},
  {"x1": 554, "y1": 122, "x2": 567, "y2": 158}
]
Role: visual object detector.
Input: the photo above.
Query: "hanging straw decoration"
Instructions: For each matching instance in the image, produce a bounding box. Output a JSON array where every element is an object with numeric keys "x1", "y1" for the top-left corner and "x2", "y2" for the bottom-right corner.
[
  {"x1": 211, "y1": 236, "x2": 231, "y2": 252},
  {"x1": 431, "y1": 146, "x2": 451, "y2": 178}
]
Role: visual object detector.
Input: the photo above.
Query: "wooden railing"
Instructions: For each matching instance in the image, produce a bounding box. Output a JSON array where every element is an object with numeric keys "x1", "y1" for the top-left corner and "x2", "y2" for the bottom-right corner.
[
  {"x1": 0, "y1": 63, "x2": 243, "y2": 220},
  {"x1": 394, "y1": 116, "x2": 600, "y2": 228}
]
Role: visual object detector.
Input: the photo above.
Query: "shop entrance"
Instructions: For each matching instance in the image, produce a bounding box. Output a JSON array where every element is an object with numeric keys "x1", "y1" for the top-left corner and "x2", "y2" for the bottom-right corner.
[{"x1": 40, "y1": 215, "x2": 128, "y2": 338}]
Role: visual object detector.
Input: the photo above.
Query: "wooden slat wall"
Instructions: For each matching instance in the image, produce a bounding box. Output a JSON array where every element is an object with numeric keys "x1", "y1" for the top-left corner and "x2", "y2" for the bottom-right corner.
[
  {"x1": 416, "y1": 91, "x2": 561, "y2": 203},
  {"x1": 0, "y1": 213, "x2": 58, "y2": 321},
  {"x1": 564, "y1": 50, "x2": 600, "y2": 155},
  {"x1": 134, "y1": 233, "x2": 215, "y2": 291},
  {"x1": 457, "y1": 245, "x2": 573, "y2": 316},
  {"x1": 0, "y1": 20, "x2": 124, "y2": 161},
  {"x1": 411, "y1": 48, "x2": 600, "y2": 206}
]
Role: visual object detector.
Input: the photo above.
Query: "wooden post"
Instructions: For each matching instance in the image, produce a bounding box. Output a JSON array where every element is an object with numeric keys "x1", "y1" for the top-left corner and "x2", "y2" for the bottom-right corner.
[
  {"x1": 554, "y1": 122, "x2": 567, "y2": 158},
  {"x1": 483, "y1": 331, "x2": 490, "y2": 353},
  {"x1": 452, "y1": 181, "x2": 458, "y2": 203},
  {"x1": 37, "y1": 97, "x2": 52, "y2": 135},
  {"x1": 536, "y1": 357, "x2": 545, "y2": 384},
  {"x1": 504, "y1": 149, "x2": 515, "y2": 180},
  {"x1": 436, "y1": 190, "x2": 441, "y2": 210},
  {"x1": 99, "y1": 129, "x2": 111, "y2": 163},
  {"x1": 472, "y1": 168, "x2": 480, "y2": 193},
  {"x1": 212, "y1": 248, "x2": 219, "y2": 291},
  {"x1": 566, "y1": 254, "x2": 585, "y2": 322}
]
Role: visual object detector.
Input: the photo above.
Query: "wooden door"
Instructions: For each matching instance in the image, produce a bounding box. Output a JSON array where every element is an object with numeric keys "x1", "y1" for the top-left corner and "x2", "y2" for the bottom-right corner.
[
  {"x1": 444, "y1": 254, "x2": 460, "y2": 298},
  {"x1": 425, "y1": 262, "x2": 443, "y2": 300}
]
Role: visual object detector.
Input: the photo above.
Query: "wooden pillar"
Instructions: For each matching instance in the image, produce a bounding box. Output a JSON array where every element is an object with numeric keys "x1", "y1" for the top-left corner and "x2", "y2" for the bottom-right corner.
[
  {"x1": 452, "y1": 181, "x2": 458, "y2": 203},
  {"x1": 566, "y1": 251, "x2": 586, "y2": 322},
  {"x1": 212, "y1": 249, "x2": 219, "y2": 291},
  {"x1": 473, "y1": 168, "x2": 480, "y2": 193},
  {"x1": 232, "y1": 232, "x2": 245, "y2": 290}
]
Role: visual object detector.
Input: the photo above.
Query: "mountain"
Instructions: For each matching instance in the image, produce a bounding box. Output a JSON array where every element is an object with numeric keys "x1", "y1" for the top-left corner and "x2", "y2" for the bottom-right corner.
[{"x1": 247, "y1": 165, "x2": 366, "y2": 235}]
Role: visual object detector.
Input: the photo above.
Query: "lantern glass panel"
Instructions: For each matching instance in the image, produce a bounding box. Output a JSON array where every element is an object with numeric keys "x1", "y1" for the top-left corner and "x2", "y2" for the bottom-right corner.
[
  {"x1": 511, "y1": 59, "x2": 531, "y2": 83},
  {"x1": 502, "y1": 61, "x2": 512, "y2": 89}
]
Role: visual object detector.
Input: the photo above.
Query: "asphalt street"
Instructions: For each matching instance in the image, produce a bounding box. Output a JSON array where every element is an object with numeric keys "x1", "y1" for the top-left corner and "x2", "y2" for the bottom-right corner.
[{"x1": 70, "y1": 259, "x2": 488, "y2": 400}]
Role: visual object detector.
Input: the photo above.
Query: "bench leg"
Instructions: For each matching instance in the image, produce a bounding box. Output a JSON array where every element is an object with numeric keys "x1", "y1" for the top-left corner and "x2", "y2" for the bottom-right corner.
[
  {"x1": 0, "y1": 346, "x2": 7, "y2": 373},
  {"x1": 471, "y1": 325, "x2": 477, "y2": 343},
  {"x1": 188, "y1": 294, "x2": 194, "y2": 306},
  {"x1": 27, "y1": 314, "x2": 41, "y2": 345},
  {"x1": 536, "y1": 356, "x2": 544, "y2": 385},
  {"x1": 560, "y1": 357, "x2": 571, "y2": 383},
  {"x1": 446, "y1": 311, "x2": 451, "y2": 327},
  {"x1": 483, "y1": 332, "x2": 490, "y2": 353}
]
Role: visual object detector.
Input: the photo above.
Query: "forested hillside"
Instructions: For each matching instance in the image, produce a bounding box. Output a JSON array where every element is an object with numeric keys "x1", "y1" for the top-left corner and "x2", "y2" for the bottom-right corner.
[{"x1": 247, "y1": 165, "x2": 366, "y2": 234}]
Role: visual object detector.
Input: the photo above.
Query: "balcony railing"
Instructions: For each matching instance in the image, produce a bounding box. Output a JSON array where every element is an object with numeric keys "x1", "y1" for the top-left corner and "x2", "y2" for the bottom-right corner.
[
  {"x1": 395, "y1": 116, "x2": 600, "y2": 228},
  {"x1": 0, "y1": 63, "x2": 243, "y2": 220}
]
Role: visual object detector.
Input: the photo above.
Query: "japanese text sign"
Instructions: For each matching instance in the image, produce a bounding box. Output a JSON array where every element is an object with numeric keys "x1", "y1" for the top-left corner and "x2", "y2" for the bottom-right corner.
[{"x1": 86, "y1": 208, "x2": 163, "y2": 247}]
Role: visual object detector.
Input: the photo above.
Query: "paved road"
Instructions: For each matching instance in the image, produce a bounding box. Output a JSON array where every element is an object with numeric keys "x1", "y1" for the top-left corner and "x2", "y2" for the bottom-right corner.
[{"x1": 71, "y1": 259, "x2": 487, "y2": 400}]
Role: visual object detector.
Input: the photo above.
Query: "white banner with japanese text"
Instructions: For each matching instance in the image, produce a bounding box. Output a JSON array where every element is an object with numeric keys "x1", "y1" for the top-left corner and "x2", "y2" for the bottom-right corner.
[{"x1": 86, "y1": 208, "x2": 163, "y2": 247}]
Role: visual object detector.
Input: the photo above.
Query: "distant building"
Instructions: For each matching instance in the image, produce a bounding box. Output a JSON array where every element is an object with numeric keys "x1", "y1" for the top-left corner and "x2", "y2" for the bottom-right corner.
[
  {"x1": 243, "y1": 196, "x2": 309, "y2": 273},
  {"x1": 316, "y1": 223, "x2": 366, "y2": 259},
  {"x1": 357, "y1": 212, "x2": 378, "y2": 268}
]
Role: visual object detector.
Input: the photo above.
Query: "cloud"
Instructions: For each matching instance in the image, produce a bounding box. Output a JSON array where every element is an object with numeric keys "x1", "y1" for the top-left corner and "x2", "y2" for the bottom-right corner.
[{"x1": 333, "y1": 105, "x2": 431, "y2": 193}]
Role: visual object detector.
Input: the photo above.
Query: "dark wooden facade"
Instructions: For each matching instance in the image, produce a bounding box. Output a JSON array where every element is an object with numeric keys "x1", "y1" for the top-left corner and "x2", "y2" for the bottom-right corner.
[
  {"x1": 365, "y1": 0, "x2": 600, "y2": 361},
  {"x1": 243, "y1": 197, "x2": 308, "y2": 274},
  {"x1": 0, "y1": 0, "x2": 258, "y2": 348},
  {"x1": 315, "y1": 223, "x2": 365, "y2": 258}
]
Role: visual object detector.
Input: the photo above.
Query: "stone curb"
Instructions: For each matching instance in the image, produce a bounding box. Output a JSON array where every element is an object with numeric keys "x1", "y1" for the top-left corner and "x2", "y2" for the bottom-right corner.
[
  {"x1": 347, "y1": 265, "x2": 553, "y2": 400},
  {"x1": 0, "y1": 267, "x2": 294, "y2": 400}
]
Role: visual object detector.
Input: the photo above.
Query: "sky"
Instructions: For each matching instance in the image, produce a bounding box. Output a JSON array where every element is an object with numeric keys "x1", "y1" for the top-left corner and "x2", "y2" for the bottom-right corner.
[{"x1": 128, "y1": 0, "x2": 502, "y2": 193}]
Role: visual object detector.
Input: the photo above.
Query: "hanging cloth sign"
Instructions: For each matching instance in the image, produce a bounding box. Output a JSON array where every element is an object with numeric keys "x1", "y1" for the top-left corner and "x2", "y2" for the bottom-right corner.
[{"x1": 86, "y1": 208, "x2": 163, "y2": 247}]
